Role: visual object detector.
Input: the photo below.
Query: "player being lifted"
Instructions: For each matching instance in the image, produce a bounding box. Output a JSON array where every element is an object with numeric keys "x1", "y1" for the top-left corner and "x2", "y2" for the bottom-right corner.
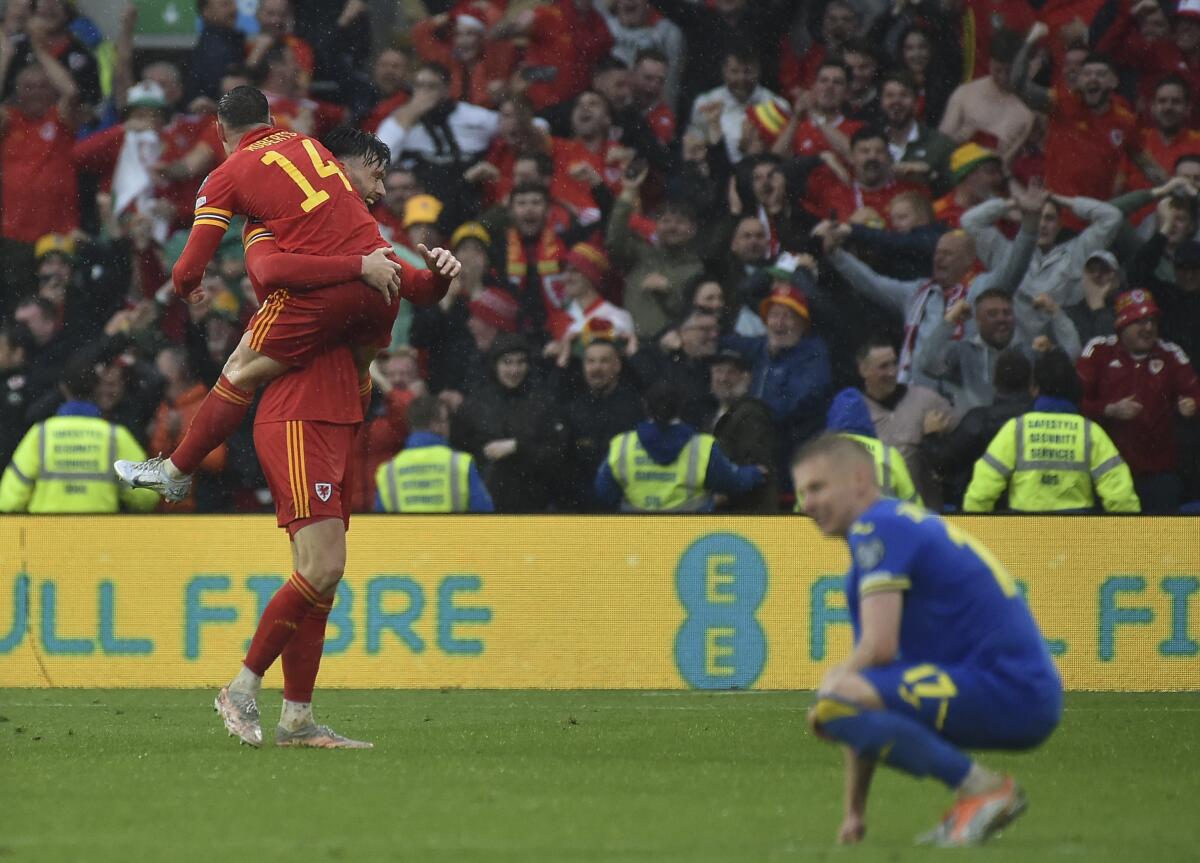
[
  {"x1": 791, "y1": 435, "x2": 1062, "y2": 847},
  {"x1": 116, "y1": 86, "x2": 458, "y2": 500},
  {"x1": 207, "y1": 126, "x2": 460, "y2": 748}
]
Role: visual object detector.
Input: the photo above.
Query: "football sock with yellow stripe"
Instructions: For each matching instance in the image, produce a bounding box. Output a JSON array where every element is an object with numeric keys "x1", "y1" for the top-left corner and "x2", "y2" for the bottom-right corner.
[
  {"x1": 170, "y1": 374, "x2": 252, "y2": 475},
  {"x1": 243, "y1": 572, "x2": 323, "y2": 677},
  {"x1": 281, "y1": 589, "x2": 334, "y2": 704},
  {"x1": 813, "y1": 697, "x2": 972, "y2": 788}
]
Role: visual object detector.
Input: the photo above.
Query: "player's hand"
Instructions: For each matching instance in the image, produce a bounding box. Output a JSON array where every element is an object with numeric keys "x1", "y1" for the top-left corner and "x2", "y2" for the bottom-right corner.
[
  {"x1": 418, "y1": 244, "x2": 462, "y2": 280},
  {"x1": 360, "y1": 247, "x2": 403, "y2": 303},
  {"x1": 183, "y1": 286, "x2": 208, "y2": 306},
  {"x1": 1179, "y1": 396, "x2": 1197, "y2": 417},
  {"x1": 837, "y1": 813, "x2": 867, "y2": 845},
  {"x1": 1105, "y1": 396, "x2": 1143, "y2": 420}
]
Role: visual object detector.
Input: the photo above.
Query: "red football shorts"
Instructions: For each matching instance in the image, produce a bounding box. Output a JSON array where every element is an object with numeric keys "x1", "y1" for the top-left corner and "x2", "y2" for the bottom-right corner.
[
  {"x1": 254, "y1": 420, "x2": 358, "y2": 535},
  {"x1": 244, "y1": 282, "x2": 394, "y2": 366}
]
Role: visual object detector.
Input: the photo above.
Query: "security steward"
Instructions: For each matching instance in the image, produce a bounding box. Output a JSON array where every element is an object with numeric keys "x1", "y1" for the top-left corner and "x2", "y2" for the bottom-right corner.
[
  {"x1": 0, "y1": 361, "x2": 158, "y2": 513},
  {"x1": 375, "y1": 395, "x2": 494, "y2": 512},
  {"x1": 964, "y1": 350, "x2": 1140, "y2": 513},
  {"x1": 595, "y1": 381, "x2": 766, "y2": 512}
]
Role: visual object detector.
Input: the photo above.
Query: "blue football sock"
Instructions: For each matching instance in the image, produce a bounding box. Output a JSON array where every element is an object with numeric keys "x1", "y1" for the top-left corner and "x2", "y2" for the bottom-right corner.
[{"x1": 814, "y1": 698, "x2": 971, "y2": 788}]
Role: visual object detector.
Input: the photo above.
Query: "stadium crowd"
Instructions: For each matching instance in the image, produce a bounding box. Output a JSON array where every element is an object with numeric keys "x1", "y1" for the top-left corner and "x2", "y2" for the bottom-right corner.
[{"x1": 1, "y1": 0, "x2": 1199, "y2": 515}]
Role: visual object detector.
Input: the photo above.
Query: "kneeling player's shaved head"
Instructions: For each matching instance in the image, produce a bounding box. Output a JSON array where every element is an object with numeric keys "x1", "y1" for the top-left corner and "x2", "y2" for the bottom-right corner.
[{"x1": 791, "y1": 433, "x2": 880, "y2": 537}]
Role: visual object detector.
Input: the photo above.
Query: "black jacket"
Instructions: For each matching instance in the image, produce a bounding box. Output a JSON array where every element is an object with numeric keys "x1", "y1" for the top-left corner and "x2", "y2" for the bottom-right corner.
[
  {"x1": 1128, "y1": 232, "x2": 1200, "y2": 361},
  {"x1": 452, "y1": 343, "x2": 566, "y2": 512},
  {"x1": 561, "y1": 382, "x2": 645, "y2": 511},
  {"x1": 711, "y1": 395, "x2": 778, "y2": 512},
  {"x1": 921, "y1": 391, "x2": 1033, "y2": 507},
  {"x1": 184, "y1": 25, "x2": 246, "y2": 102}
]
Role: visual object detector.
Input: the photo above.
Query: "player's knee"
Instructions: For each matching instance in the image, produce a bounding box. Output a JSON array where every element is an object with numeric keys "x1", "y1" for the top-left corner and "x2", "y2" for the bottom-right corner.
[
  {"x1": 305, "y1": 559, "x2": 345, "y2": 594},
  {"x1": 819, "y1": 670, "x2": 883, "y2": 710}
]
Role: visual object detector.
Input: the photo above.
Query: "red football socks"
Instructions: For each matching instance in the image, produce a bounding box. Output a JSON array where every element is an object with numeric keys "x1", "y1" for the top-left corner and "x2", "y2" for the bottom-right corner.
[
  {"x1": 281, "y1": 589, "x2": 334, "y2": 703},
  {"x1": 170, "y1": 375, "x2": 252, "y2": 475},
  {"x1": 244, "y1": 572, "x2": 322, "y2": 677}
]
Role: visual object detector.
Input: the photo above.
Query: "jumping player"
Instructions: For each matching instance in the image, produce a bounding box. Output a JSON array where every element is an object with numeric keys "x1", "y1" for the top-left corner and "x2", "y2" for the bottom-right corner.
[
  {"x1": 791, "y1": 434, "x2": 1062, "y2": 847},
  {"x1": 116, "y1": 87, "x2": 457, "y2": 500},
  {"x1": 207, "y1": 128, "x2": 460, "y2": 747}
]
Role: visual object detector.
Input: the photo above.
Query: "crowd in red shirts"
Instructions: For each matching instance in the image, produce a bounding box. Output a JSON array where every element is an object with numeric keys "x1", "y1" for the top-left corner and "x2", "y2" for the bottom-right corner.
[{"x1": 1, "y1": 0, "x2": 1199, "y2": 514}]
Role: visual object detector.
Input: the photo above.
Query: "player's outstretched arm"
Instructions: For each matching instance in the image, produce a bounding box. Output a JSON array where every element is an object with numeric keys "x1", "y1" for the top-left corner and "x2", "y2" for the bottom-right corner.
[
  {"x1": 245, "y1": 237, "x2": 401, "y2": 300},
  {"x1": 172, "y1": 223, "x2": 227, "y2": 304}
]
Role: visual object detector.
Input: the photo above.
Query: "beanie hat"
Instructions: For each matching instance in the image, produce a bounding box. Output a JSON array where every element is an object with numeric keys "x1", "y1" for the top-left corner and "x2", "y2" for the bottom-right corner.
[
  {"x1": 950, "y1": 142, "x2": 1001, "y2": 185},
  {"x1": 1113, "y1": 288, "x2": 1160, "y2": 330},
  {"x1": 759, "y1": 282, "x2": 811, "y2": 326},
  {"x1": 745, "y1": 101, "x2": 791, "y2": 147},
  {"x1": 468, "y1": 287, "x2": 519, "y2": 333},
  {"x1": 451, "y1": 221, "x2": 491, "y2": 250},
  {"x1": 564, "y1": 241, "x2": 609, "y2": 287}
]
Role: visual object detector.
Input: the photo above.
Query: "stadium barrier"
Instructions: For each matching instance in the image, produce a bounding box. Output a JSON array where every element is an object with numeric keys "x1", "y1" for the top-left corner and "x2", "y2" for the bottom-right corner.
[{"x1": 0, "y1": 516, "x2": 1196, "y2": 691}]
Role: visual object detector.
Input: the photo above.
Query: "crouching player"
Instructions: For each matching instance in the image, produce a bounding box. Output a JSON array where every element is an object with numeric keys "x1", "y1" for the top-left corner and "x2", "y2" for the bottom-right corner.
[{"x1": 791, "y1": 434, "x2": 1062, "y2": 847}]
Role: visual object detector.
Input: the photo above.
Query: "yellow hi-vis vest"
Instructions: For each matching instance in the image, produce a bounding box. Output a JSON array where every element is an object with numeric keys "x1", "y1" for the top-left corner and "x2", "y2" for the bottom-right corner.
[
  {"x1": 606, "y1": 430, "x2": 715, "y2": 512},
  {"x1": 963, "y1": 411, "x2": 1140, "y2": 513},
  {"x1": 0, "y1": 416, "x2": 157, "y2": 513},
  {"x1": 840, "y1": 432, "x2": 922, "y2": 505},
  {"x1": 375, "y1": 444, "x2": 473, "y2": 512}
]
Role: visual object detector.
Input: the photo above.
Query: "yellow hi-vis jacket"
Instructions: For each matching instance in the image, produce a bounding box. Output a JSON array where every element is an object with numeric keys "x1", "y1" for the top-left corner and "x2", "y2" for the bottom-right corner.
[
  {"x1": 0, "y1": 415, "x2": 158, "y2": 513},
  {"x1": 375, "y1": 443, "x2": 474, "y2": 512},
  {"x1": 606, "y1": 430, "x2": 715, "y2": 512},
  {"x1": 840, "y1": 432, "x2": 922, "y2": 505},
  {"x1": 963, "y1": 411, "x2": 1140, "y2": 513}
]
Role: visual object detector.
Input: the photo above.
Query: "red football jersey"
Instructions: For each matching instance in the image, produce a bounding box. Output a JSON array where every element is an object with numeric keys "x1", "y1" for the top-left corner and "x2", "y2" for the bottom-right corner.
[
  {"x1": 174, "y1": 125, "x2": 390, "y2": 296},
  {"x1": 791, "y1": 115, "x2": 862, "y2": 158},
  {"x1": 803, "y1": 166, "x2": 923, "y2": 225},
  {"x1": 1, "y1": 105, "x2": 78, "y2": 242},
  {"x1": 1044, "y1": 85, "x2": 1139, "y2": 201}
]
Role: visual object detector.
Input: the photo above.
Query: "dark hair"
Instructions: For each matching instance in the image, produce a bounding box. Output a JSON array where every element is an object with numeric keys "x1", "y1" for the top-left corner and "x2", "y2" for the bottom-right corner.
[
  {"x1": 841, "y1": 38, "x2": 877, "y2": 65},
  {"x1": 509, "y1": 180, "x2": 549, "y2": 202},
  {"x1": 974, "y1": 287, "x2": 1014, "y2": 307},
  {"x1": 514, "y1": 149, "x2": 555, "y2": 179},
  {"x1": 855, "y1": 333, "x2": 896, "y2": 364},
  {"x1": 993, "y1": 348, "x2": 1032, "y2": 395},
  {"x1": 321, "y1": 125, "x2": 391, "y2": 169},
  {"x1": 684, "y1": 273, "x2": 722, "y2": 307},
  {"x1": 850, "y1": 125, "x2": 887, "y2": 149},
  {"x1": 1155, "y1": 74, "x2": 1193, "y2": 103},
  {"x1": 593, "y1": 55, "x2": 629, "y2": 76},
  {"x1": 724, "y1": 44, "x2": 761, "y2": 68},
  {"x1": 880, "y1": 68, "x2": 918, "y2": 94},
  {"x1": 644, "y1": 381, "x2": 682, "y2": 427},
  {"x1": 815, "y1": 58, "x2": 850, "y2": 81},
  {"x1": 216, "y1": 85, "x2": 269, "y2": 130},
  {"x1": 0, "y1": 322, "x2": 35, "y2": 359},
  {"x1": 60, "y1": 358, "x2": 98, "y2": 401},
  {"x1": 1033, "y1": 349, "x2": 1082, "y2": 403},
  {"x1": 406, "y1": 394, "x2": 446, "y2": 431},
  {"x1": 658, "y1": 195, "x2": 698, "y2": 224},
  {"x1": 1082, "y1": 53, "x2": 1117, "y2": 74},
  {"x1": 634, "y1": 47, "x2": 669, "y2": 67},
  {"x1": 989, "y1": 28, "x2": 1022, "y2": 63}
]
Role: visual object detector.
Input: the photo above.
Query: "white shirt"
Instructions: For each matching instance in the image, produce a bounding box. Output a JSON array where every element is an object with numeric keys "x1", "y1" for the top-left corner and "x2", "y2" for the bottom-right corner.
[
  {"x1": 688, "y1": 84, "x2": 787, "y2": 162},
  {"x1": 887, "y1": 122, "x2": 920, "y2": 164},
  {"x1": 376, "y1": 101, "x2": 499, "y2": 163}
]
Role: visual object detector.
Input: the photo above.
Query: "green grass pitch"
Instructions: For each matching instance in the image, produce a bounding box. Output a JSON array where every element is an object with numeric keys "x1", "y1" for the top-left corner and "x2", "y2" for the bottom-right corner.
[{"x1": 2, "y1": 690, "x2": 1198, "y2": 862}]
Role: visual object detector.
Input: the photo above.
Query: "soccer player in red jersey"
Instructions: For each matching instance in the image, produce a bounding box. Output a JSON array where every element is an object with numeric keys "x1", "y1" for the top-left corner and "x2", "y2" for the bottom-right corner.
[
  {"x1": 116, "y1": 89, "x2": 459, "y2": 501},
  {"x1": 210, "y1": 137, "x2": 463, "y2": 748}
]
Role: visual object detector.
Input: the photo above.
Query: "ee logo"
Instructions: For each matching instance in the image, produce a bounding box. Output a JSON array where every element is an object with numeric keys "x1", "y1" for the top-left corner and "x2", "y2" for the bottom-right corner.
[{"x1": 674, "y1": 533, "x2": 767, "y2": 689}]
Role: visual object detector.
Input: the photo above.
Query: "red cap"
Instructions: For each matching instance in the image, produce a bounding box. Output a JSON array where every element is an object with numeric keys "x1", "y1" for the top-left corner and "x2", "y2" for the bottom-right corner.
[
  {"x1": 759, "y1": 282, "x2": 811, "y2": 326},
  {"x1": 1113, "y1": 288, "x2": 1160, "y2": 330},
  {"x1": 564, "y1": 241, "x2": 610, "y2": 287},
  {"x1": 468, "y1": 287, "x2": 519, "y2": 333}
]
